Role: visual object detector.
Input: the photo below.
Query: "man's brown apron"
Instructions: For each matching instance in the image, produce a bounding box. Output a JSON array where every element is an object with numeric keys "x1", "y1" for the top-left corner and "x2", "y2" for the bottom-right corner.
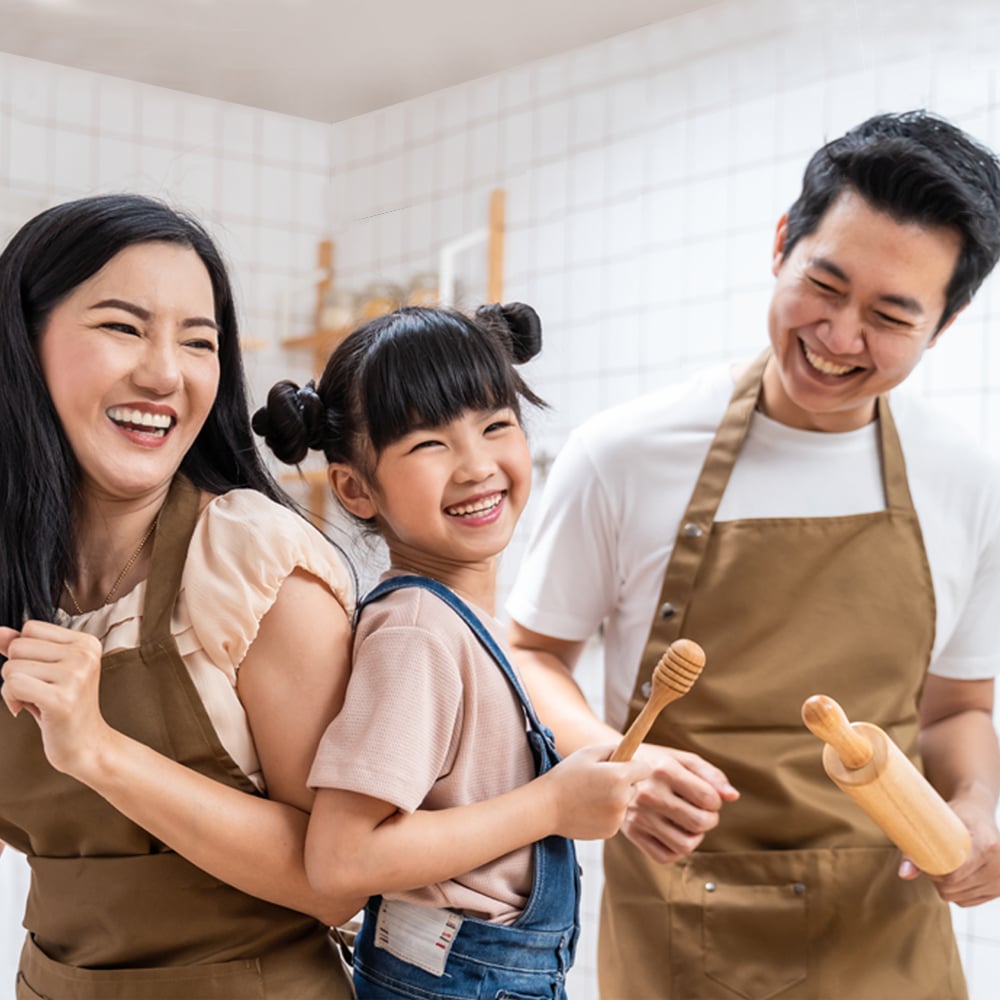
[
  {"x1": 599, "y1": 353, "x2": 966, "y2": 999},
  {"x1": 0, "y1": 476, "x2": 353, "y2": 999}
]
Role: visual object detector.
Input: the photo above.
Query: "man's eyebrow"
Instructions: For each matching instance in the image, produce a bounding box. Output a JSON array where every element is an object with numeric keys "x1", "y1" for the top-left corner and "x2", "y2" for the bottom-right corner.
[{"x1": 808, "y1": 259, "x2": 923, "y2": 315}]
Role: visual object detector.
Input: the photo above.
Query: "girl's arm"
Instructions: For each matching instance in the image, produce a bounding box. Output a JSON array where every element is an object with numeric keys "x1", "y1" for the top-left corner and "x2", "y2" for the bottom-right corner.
[
  {"x1": 0, "y1": 569, "x2": 364, "y2": 926},
  {"x1": 304, "y1": 744, "x2": 650, "y2": 900}
]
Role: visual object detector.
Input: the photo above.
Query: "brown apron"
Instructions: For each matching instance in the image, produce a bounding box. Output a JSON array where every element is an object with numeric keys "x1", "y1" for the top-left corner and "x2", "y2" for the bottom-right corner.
[
  {"x1": 0, "y1": 476, "x2": 353, "y2": 999},
  {"x1": 599, "y1": 352, "x2": 966, "y2": 999}
]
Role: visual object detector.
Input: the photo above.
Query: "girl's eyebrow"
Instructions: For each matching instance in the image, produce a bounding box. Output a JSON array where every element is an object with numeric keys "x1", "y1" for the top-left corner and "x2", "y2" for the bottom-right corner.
[{"x1": 89, "y1": 297, "x2": 219, "y2": 330}]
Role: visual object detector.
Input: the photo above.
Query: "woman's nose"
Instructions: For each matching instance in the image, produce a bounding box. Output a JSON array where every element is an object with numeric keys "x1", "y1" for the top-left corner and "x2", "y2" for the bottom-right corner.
[{"x1": 132, "y1": 340, "x2": 181, "y2": 394}]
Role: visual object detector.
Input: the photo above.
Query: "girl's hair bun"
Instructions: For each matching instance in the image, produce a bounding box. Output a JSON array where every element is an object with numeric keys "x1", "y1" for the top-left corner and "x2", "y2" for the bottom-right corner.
[
  {"x1": 252, "y1": 380, "x2": 326, "y2": 465},
  {"x1": 475, "y1": 301, "x2": 542, "y2": 363}
]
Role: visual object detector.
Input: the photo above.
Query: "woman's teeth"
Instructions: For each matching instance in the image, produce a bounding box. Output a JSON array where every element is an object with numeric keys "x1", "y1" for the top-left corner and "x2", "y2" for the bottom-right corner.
[
  {"x1": 804, "y1": 346, "x2": 857, "y2": 376},
  {"x1": 107, "y1": 407, "x2": 173, "y2": 435},
  {"x1": 446, "y1": 493, "x2": 503, "y2": 517}
]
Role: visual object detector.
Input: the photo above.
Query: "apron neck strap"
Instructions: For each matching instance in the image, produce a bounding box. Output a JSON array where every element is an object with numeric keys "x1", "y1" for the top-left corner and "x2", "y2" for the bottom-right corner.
[{"x1": 140, "y1": 475, "x2": 202, "y2": 643}]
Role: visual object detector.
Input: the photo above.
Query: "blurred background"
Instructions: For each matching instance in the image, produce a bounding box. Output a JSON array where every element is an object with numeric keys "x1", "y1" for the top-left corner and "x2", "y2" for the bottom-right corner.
[{"x1": 1, "y1": 0, "x2": 1000, "y2": 995}]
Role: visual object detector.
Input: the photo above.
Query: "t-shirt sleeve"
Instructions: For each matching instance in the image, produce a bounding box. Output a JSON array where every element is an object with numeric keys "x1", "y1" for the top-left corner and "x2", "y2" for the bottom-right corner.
[
  {"x1": 929, "y1": 483, "x2": 1000, "y2": 680},
  {"x1": 506, "y1": 427, "x2": 620, "y2": 644},
  {"x1": 179, "y1": 491, "x2": 355, "y2": 677},
  {"x1": 308, "y1": 622, "x2": 464, "y2": 813}
]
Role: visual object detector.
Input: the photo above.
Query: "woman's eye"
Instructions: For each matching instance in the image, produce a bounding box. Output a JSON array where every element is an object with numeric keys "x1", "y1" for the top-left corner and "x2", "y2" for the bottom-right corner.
[
  {"x1": 185, "y1": 337, "x2": 218, "y2": 352},
  {"x1": 103, "y1": 321, "x2": 140, "y2": 336}
]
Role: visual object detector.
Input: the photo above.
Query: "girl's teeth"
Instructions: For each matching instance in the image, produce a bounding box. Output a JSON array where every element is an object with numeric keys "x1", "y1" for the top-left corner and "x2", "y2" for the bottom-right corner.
[
  {"x1": 447, "y1": 494, "x2": 502, "y2": 517},
  {"x1": 804, "y1": 346, "x2": 856, "y2": 376}
]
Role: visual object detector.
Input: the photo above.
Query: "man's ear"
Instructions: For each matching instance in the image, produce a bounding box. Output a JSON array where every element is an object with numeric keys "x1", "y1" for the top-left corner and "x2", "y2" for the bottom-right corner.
[
  {"x1": 328, "y1": 464, "x2": 377, "y2": 520},
  {"x1": 928, "y1": 302, "x2": 967, "y2": 348},
  {"x1": 771, "y1": 214, "x2": 790, "y2": 277}
]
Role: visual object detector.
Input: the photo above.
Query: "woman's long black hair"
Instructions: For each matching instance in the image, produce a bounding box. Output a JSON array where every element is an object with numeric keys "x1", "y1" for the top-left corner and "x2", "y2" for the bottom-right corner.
[{"x1": 0, "y1": 193, "x2": 290, "y2": 626}]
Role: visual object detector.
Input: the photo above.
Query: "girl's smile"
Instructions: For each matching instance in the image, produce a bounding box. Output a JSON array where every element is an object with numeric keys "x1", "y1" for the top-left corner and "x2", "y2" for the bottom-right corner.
[{"x1": 444, "y1": 490, "x2": 507, "y2": 523}]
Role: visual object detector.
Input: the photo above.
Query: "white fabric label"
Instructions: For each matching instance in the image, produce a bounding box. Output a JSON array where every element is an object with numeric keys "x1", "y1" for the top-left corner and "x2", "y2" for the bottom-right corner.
[{"x1": 373, "y1": 898, "x2": 464, "y2": 977}]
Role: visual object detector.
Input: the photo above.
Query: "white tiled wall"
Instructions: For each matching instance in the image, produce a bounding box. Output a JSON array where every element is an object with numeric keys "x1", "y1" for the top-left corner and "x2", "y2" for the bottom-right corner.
[{"x1": 2, "y1": 0, "x2": 1000, "y2": 995}]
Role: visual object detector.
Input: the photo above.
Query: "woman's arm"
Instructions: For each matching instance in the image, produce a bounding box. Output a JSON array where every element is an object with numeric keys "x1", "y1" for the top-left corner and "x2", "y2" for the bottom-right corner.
[
  {"x1": 0, "y1": 569, "x2": 364, "y2": 925},
  {"x1": 305, "y1": 744, "x2": 650, "y2": 900}
]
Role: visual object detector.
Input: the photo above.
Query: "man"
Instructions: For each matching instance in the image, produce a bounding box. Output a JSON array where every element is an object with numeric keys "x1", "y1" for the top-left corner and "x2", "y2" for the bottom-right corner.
[{"x1": 507, "y1": 111, "x2": 1000, "y2": 999}]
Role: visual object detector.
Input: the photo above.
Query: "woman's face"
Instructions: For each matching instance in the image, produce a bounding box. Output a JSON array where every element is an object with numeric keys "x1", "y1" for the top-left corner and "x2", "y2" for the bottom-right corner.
[{"x1": 37, "y1": 241, "x2": 221, "y2": 504}]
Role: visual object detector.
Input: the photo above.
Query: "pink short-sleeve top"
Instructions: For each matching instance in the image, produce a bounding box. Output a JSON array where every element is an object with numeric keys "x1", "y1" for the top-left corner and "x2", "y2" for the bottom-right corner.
[{"x1": 54, "y1": 490, "x2": 355, "y2": 792}]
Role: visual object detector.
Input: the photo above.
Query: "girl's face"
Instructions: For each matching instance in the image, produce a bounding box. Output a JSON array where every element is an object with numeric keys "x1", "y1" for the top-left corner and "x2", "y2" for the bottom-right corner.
[
  {"x1": 348, "y1": 406, "x2": 532, "y2": 590},
  {"x1": 37, "y1": 241, "x2": 221, "y2": 506}
]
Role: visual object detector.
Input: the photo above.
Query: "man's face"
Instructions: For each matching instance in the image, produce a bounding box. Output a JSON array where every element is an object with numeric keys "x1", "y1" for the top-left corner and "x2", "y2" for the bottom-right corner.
[{"x1": 762, "y1": 189, "x2": 963, "y2": 432}]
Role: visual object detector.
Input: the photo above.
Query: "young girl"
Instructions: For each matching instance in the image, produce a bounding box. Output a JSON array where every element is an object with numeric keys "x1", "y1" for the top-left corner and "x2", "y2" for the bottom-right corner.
[{"x1": 254, "y1": 302, "x2": 651, "y2": 999}]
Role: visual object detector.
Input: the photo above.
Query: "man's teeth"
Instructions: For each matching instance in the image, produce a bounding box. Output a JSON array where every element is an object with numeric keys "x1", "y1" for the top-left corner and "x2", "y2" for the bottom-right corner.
[
  {"x1": 108, "y1": 407, "x2": 173, "y2": 432},
  {"x1": 804, "y1": 346, "x2": 856, "y2": 376},
  {"x1": 446, "y1": 494, "x2": 503, "y2": 517}
]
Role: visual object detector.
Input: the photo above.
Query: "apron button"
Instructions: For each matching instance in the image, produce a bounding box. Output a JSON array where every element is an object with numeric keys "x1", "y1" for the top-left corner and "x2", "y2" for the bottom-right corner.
[
  {"x1": 641, "y1": 681, "x2": 652, "y2": 698},
  {"x1": 682, "y1": 522, "x2": 703, "y2": 538},
  {"x1": 704, "y1": 882, "x2": 717, "y2": 892},
  {"x1": 658, "y1": 602, "x2": 676, "y2": 620},
  {"x1": 793, "y1": 883, "x2": 806, "y2": 895}
]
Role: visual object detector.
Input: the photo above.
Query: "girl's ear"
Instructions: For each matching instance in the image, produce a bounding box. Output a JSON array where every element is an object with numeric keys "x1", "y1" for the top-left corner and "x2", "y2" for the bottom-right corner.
[{"x1": 328, "y1": 464, "x2": 378, "y2": 520}]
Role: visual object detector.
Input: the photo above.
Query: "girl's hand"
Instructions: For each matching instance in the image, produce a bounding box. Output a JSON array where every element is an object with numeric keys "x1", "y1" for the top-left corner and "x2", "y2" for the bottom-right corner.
[
  {"x1": 0, "y1": 620, "x2": 109, "y2": 778},
  {"x1": 540, "y1": 744, "x2": 653, "y2": 841}
]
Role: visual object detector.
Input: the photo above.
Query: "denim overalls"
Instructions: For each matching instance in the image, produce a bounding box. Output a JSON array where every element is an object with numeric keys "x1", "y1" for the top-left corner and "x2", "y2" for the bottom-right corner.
[{"x1": 352, "y1": 575, "x2": 581, "y2": 1000}]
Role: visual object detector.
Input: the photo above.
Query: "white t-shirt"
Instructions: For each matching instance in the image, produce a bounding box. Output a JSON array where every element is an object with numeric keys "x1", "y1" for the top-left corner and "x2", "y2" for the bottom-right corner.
[{"x1": 507, "y1": 363, "x2": 1000, "y2": 730}]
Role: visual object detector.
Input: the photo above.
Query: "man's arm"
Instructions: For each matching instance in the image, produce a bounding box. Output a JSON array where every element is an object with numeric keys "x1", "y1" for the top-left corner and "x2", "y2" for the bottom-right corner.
[
  {"x1": 913, "y1": 674, "x2": 1000, "y2": 906},
  {"x1": 508, "y1": 621, "x2": 739, "y2": 863}
]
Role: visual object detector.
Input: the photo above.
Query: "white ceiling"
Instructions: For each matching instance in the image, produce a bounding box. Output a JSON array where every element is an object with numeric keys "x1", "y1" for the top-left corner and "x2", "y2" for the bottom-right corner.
[{"x1": 0, "y1": 0, "x2": 709, "y2": 123}]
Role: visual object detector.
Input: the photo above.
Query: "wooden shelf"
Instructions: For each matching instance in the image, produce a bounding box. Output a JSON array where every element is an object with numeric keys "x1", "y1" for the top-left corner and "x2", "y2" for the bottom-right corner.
[{"x1": 280, "y1": 329, "x2": 348, "y2": 352}]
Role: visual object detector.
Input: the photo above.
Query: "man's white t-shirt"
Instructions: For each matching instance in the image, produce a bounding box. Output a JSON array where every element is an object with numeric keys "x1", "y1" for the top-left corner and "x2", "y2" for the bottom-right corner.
[{"x1": 507, "y1": 363, "x2": 1000, "y2": 730}]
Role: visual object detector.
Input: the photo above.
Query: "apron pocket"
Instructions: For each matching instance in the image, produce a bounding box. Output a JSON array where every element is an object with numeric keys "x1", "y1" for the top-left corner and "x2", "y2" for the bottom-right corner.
[
  {"x1": 670, "y1": 853, "x2": 812, "y2": 1000},
  {"x1": 18, "y1": 934, "x2": 266, "y2": 1000}
]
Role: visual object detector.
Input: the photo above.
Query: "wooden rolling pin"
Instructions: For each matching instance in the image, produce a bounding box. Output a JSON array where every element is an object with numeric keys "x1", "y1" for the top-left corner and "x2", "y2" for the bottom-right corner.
[
  {"x1": 610, "y1": 639, "x2": 705, "y2": 762},
  {"x1": 802, "y1": 694, "x2": 971, "y2": 875}
]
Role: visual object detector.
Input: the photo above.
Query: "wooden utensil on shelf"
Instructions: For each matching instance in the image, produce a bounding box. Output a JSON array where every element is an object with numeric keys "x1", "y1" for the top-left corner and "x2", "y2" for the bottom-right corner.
[
  {"x1": 610, "y1": 639, "x2": 705, "y2": 762},
  {"x1": 802, "y1": 694, "x2": 971, "y2": 875}
]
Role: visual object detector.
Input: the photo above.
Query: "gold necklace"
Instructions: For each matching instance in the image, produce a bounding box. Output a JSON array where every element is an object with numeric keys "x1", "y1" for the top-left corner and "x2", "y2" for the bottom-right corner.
[{"x1": 64, "y1": 516, "x2": 159, "y2": 615}]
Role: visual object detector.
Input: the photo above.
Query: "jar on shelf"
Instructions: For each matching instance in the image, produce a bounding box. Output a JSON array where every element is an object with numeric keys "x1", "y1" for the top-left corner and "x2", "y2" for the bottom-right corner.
[
  {"x1": 406, "y1": 272, "x2": 439, "y2": 308},
  {"x1": 318, "y1": 287, "x2": 356, "y2": 333},
  {"x1": 360, "y1": 281, "x2": 403, "y2": 320}
]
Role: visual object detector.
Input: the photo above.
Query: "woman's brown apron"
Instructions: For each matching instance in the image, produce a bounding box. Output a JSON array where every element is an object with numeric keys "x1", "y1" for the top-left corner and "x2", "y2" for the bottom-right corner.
[
  {"x1": 599, "y1": 353, "x2": 966, "y2": 999},
  {"x1": 0, "y1": 476, "x2": 353, "y2": 999}
]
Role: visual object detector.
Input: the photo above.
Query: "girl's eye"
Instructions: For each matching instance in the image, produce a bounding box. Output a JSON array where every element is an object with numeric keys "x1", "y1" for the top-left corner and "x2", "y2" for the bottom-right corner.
[
  {"x1": 409, "y1": 438, "x2": 443, "y2": 452},
  {"x1": 485, "y1": 420, "x2": 514, "y2": 434}
]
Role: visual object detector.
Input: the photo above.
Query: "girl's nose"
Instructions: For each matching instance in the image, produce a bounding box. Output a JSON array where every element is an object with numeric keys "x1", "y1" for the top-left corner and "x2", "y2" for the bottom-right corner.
[{"x1": 454, "y1": 448, "x2": 496, "y2": 483}]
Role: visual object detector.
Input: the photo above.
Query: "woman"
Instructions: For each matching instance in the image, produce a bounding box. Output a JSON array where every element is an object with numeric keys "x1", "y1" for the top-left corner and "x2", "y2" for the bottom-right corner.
[{"x1": 0, "y1": 194, "x2": 360, "y2": 999}]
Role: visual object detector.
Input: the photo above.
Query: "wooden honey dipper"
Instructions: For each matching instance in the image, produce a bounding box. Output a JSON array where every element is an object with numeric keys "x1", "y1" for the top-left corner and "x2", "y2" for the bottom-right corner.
[
  {"x1": 610, "y1": 639, "x2": 705, "y2": 762},
  {"x1": 802, "y1": 694, "x2": 971, "y2": 875}
]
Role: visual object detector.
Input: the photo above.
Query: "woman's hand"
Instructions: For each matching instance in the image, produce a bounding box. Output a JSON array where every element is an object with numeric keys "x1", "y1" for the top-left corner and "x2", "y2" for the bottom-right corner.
[{"x1": 0, "y1": 621, "x2": 110, "y2": 777}]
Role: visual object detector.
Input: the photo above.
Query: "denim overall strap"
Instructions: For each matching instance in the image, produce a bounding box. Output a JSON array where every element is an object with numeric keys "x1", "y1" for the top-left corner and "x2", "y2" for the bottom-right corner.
[
  {"x1": 354, "y1": 575, "x2": 581, "y2": 999},
  {"x1": 359, "y1": 575, "x2": 558, "y2": 773}
]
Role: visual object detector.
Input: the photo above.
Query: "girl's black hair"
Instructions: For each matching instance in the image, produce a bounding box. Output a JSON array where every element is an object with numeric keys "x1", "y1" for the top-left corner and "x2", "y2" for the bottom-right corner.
[
  {"x1": 0, "y1": 193, "x2": 294, "y2": 627},
  {"x1": 254, "y1": 302, "x2": 546, "y2": 484}
]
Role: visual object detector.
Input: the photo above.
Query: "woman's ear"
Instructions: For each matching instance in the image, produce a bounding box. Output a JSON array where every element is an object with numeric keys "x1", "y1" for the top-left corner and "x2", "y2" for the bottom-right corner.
[{"x1": 328, "y1": 464, "x2": 377, "y2": 520}]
